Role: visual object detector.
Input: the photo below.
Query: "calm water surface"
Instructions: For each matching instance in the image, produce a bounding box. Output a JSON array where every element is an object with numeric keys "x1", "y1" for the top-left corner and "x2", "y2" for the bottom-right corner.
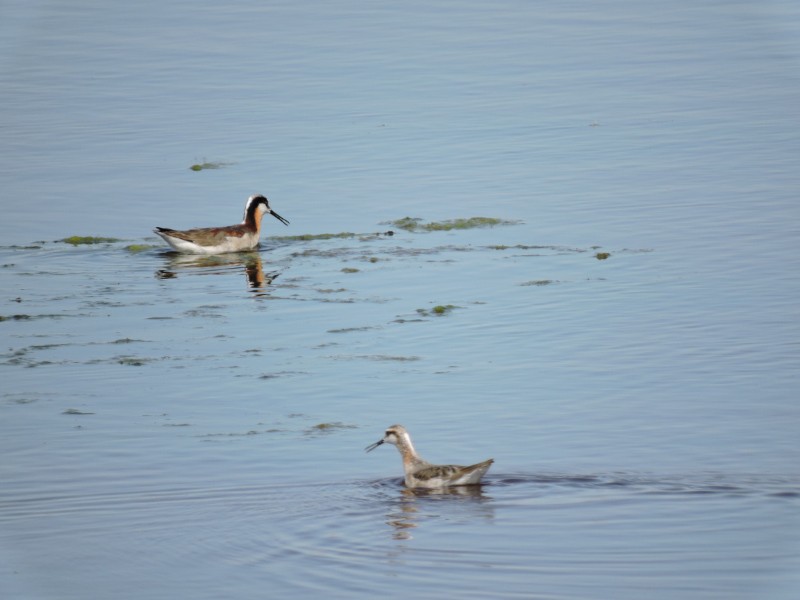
[{"x1": 1, "y1": 1, "x2": 799, "y2": 598}]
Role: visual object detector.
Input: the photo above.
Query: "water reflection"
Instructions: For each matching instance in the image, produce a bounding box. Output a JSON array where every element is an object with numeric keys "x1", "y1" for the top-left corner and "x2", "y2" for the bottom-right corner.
[
  {"x1": 155, "y1": 251, "x2": 280, "y2": 294},
  {"x1": 385, "y1": 484, "x2": 494, "y2": 540}
]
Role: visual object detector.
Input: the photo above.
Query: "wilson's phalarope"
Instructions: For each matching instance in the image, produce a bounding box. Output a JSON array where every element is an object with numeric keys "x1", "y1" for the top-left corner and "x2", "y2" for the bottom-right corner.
[
  {"x1": 365, "y1": 424, "x2": 494, "y2": 488},
  {"x1": 154, "y1": 194, "x2": 289, "y2": 254}
]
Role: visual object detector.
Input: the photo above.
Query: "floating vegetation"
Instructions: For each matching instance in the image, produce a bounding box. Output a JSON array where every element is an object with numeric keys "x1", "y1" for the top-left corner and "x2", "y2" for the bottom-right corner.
[
  {"x1": 63, "y1": 408, "x2": 94, "y2": 415},
  {"x1": 0, "y1": 313, "x2": 73, "y2": 322},
  {"x1": 521, "y1": 280, "x2": 556, "y2": 286},
  {"x1": 489, "y1": 244, "x2": 561, "y2": 251},
  {"x1": 258, "y1": 370, "x2": 307, "y2": 379},
  {"x1": 60, "y1": 236, "x2": 122, "y2": 245},
  {"x1": 341, "y1": 267, "x2": 360, "y2": 273},
  {"x1": 417, "y1": 304, "x2": 458, "y2": 317},
  {"x1": 189, "y1": 160, "x2": 232, "y2": 171},
  {"x1": 331, "y1": 354, "x2": 421, "y2": 362},
  {"x1": 124, "y1": 244, "x2": 158, "y2": 253},
  {"x1": 306, "y1": 421, "x2": 358, "y2": 435},
  {"x1": 595, "y1": 252, "x2": 611, "y2": 260},
  {"x1": 388, "y1": 216, "x2": 519, "y2": 232},
  {"x1": 199, "y1": 429, "x2": 285, "y2": 438},
  {"x1": 327, "y1": 326, "x2": 380, "y2": 334},
  {"x1": 117, "y1": 356, "x2": 150, "y2": 366}
]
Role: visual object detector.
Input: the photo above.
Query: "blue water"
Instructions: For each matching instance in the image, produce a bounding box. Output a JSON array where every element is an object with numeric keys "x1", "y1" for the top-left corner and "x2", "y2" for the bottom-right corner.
[{"x1": 2, "y1": 1, "x2": 799, "y2": 598}]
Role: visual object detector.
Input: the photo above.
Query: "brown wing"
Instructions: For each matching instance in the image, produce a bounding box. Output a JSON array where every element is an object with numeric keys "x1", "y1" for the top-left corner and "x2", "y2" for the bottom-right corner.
[
  {"x1": 157, "y1": 225, "x2": 246, "y2": 245},
  {"x1": 412, "y1": 464, "x2": 463, "y2": 481},
  {"x1": 459, "y1": 458, "x2": 494, "y2": 475}
]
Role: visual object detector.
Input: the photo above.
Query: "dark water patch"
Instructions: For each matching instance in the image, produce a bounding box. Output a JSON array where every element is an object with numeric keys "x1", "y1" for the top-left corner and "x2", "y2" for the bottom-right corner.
[
  {"x1": 9, "y1": 398, "x2": 37, "y2": 405},
  {"x1": 3, "y1": 244, "x2": 44, "y2": 250},
  {"x1": 2, "y1": 393, "x2": 44, "y2": 405},
  {"x1": 769, "y1": 491, "x2": 800, "y2": 498}
]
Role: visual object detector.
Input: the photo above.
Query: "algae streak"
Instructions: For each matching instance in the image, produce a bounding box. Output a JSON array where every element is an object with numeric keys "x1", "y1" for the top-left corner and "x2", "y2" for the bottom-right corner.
[{"x1": 389, "y1": 216, "x2": 519, "y2": 232}]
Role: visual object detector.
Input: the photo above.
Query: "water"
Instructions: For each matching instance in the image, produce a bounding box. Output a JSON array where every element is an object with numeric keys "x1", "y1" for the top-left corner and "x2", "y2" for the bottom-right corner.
[{"x1": 2, "y1": 1, "x2": 799, "y2": 598}]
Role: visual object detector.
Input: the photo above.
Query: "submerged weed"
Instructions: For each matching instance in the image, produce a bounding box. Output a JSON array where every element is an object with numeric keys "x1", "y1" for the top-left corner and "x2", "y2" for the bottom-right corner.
[
  {"x1": 388, "y1": 216, "x2": 519, "y2": 232},
  {"x1": 124, "y1": 244, "x2": 159, "y2": 253},
  {"x1": 305, "y1": 422, "x2": 358, "y2": 436},
  {"x1": 311, "y1": 422, "x2": 356, "y2": 431},
  {"x1": 273, "y1": 232, "x2": 358, "y2": 242},
  {"x1": 117, "y1": 356, "x2": 149, "y2": 366},
  {"x1": 521, "y1": 280, "x2": 555, "y2": 286},
  {"x1": 189, "y1": 161, "x2": 232, "y2": 171}
]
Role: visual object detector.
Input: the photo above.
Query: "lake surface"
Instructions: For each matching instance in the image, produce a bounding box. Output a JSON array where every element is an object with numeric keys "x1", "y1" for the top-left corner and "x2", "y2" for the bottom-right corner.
[{"x1": 1, "y1": 1, "x2": 799, "y2": 598}]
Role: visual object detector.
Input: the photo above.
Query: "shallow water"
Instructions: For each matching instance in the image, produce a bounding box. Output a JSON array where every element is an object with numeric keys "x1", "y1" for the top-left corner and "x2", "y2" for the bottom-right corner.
[{"x1": 2, "y1": 1, "x2": 800, "y2": 598}]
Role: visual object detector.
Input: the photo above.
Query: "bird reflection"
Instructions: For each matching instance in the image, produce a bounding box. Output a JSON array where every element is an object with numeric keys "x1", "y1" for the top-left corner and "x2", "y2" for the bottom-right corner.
[
  {"x1": 385, "y1": 484, "x2": 493, "y2": 540},
  {"x1": 155, "y1": 251, "x2": 279, "y2": 294}
]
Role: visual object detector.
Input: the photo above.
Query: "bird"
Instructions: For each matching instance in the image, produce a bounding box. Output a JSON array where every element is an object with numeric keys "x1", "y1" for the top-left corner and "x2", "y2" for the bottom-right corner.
[
  {"x1": 365, "y1": 424, "x2": 494, "y2": 488},
  {"x1": 153, "y1": 194, "x2": 289, "y2": 254}
]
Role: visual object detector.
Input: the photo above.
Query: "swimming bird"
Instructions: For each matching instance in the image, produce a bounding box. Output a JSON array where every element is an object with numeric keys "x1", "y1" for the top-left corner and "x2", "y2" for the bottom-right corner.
[
  {"x1": 154, "y1": 194, "x2": 289, "y2": 254},
  {"x1": 365, "y1": 424, "x2": 494, "y2": 488}
]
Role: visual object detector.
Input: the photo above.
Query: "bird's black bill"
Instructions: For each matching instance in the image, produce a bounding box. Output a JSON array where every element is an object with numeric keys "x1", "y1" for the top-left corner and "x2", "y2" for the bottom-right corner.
[
  {"x1": 270, "y1": 210, "x2": 290, "y2": 226},
  {"x1": 364, "y1": 439, "x2": 384, "y2": 453}
]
